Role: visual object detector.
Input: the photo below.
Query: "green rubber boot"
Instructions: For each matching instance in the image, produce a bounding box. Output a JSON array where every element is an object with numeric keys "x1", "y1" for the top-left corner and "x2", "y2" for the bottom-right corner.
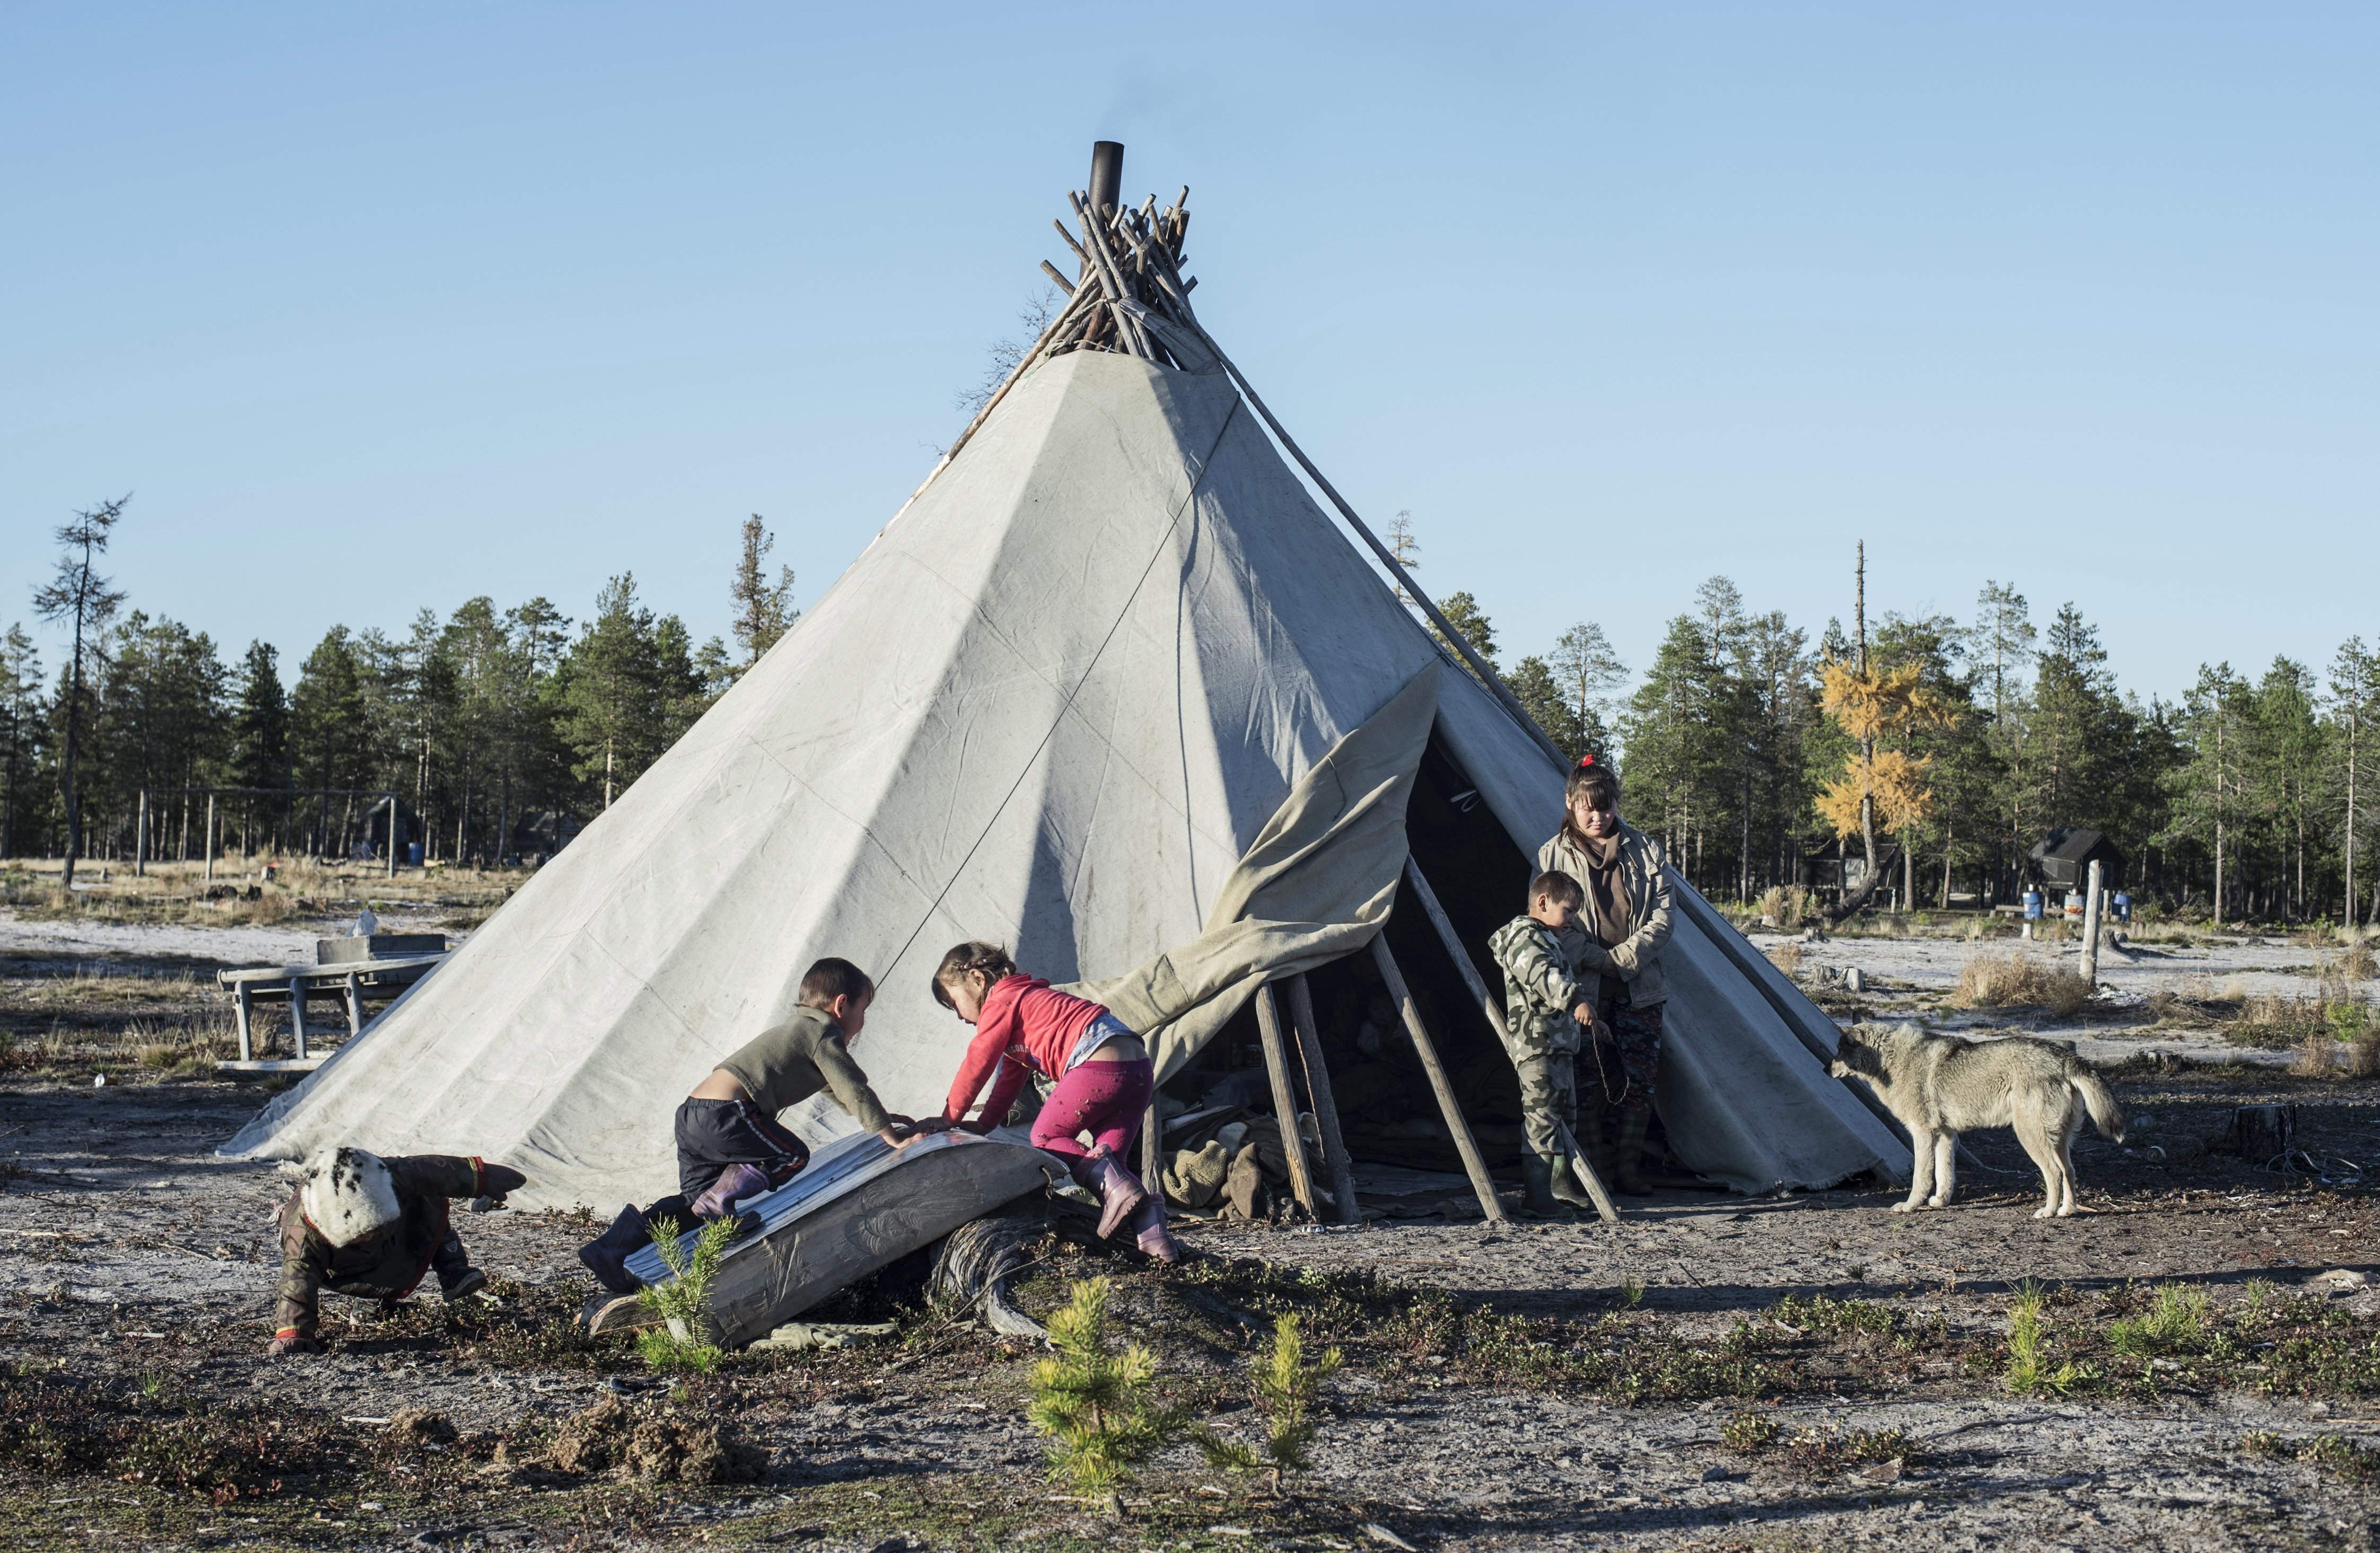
[
  {"x1": 1517, "y1": 1153, "x2": 1565, "y2": 1219},
  {"x1": 1548, "y1": 1151, "x2": 1596, "y2": 1210}
]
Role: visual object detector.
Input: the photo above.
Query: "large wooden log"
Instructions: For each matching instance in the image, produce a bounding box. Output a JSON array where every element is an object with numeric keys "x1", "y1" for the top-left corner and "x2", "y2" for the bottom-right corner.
[
  {"x1": 1400, "y1": 858, "x2": 1618, "y2": 1223},
  {"x1": 1369, "y1": 935, "x2": 1507, "y2": 1223},
  {"x1": 1254, "y1": 984, "x2": 1320, "y2": 1218},
  {"x1": 619, "y1": 1131, "x2": 1062, "y2": 1348},
  {"x1": 1285, "y1": 973, "x2": 1361, "y2": 1224}
]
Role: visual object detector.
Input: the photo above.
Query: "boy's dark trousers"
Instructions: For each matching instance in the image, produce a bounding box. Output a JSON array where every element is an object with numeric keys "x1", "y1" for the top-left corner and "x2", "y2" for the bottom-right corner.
[{"x1": 673, "y1": 1096, "x2": 812, "y2": 1201}]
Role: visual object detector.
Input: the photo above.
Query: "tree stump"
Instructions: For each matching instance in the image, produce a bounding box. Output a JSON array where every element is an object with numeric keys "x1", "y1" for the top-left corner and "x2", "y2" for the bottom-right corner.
[{"x1": 2220, "y1": 1104, "x2": 2297, "y2": 1164}]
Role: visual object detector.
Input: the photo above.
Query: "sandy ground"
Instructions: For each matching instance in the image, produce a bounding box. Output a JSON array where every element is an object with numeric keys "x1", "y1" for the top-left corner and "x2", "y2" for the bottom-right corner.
[
  {"x1": 0, "y1": 906, "x2": 461, "y2": 975},
  {"x1": 3, "y1": 917, "x2": 2376, "y2": 1551},
  {"x1": 1762, "y1": 928, "x2": 2358, "y2": 1067}
]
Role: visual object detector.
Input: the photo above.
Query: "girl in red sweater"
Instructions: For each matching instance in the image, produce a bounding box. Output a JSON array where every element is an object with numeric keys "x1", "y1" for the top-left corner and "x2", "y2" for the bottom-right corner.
[{"x1": 932, "y1": 942, "x2": 1179, "y2": 1263}]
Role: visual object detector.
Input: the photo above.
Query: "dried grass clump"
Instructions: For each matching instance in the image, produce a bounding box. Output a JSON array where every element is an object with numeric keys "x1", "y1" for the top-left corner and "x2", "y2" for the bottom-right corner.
[
  {"x1": 2346, "y1": 1034, "x2": 2380, "y2": 1080},
  {"x1": 1756, "y1": 885, "x2": 1812, "y2": 932},
  {"x1": 1766, "y1": 942, "x2": 1804, "y2": 978},
  {"x1": 1953, "y1": 953, "x2": 2091, "y2": 1017},
  {"x1": 2331, "y1": 942, "x2": 2376, "y2": 985},
  {"x1": 2291, "y1": 1031, "x2": 2338, "y2": 1079}
]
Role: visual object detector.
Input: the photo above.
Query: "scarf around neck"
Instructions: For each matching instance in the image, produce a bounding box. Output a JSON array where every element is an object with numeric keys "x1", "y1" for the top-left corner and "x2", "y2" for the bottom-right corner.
[{"x1": 1571, "y1": 825, "x2": 1630, "y2": 947}]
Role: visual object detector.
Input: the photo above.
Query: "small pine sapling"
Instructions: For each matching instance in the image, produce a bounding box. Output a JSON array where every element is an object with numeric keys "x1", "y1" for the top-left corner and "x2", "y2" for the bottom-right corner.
[
  {"x1": 2003, "y1": 1279, "x2": 2093, "y2": 1397},
  {"x1": 1027, "y1": 1278, "x2": 1184, "y2": 1501},
  {"x1": 1199, "y1": 1313, "x2": 1345, "y2": 1494},
  {"x1": 633, "y1": 1214, "x2": 737, "y2": 1374}
]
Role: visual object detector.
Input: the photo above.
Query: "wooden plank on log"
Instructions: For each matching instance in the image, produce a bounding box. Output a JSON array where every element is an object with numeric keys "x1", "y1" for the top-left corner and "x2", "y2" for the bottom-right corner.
[
  {"x1": 1368, "y1": 935, "x2": 1506, "y2": 1223},
  {"x1": 1254, "y1": 984, "x2": 1319, "y2": 1217},
  {"x1": 1401, "y1": 859, "x2": 1618, "y2": 1222},
  {"x1": 1285, "y1": 973, "x2": 1361, "y2": 1224}
]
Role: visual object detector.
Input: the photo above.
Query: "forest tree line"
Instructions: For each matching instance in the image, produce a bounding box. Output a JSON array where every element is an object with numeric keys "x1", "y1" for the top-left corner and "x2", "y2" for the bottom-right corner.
[
  {"x1": 1432, "y1": 561, "x2": 2378, "y2": 926},
  {"x1": 10, "y1": 499, "x2": 2378, "y2": 925},
  {"x1": 7, "y1": 504, "x2": 798, "y2": 876}
]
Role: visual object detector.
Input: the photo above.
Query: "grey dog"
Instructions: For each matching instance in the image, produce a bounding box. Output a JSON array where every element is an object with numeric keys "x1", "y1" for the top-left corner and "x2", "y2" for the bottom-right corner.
[{"x1": 1829, "y1": 1023, "x2": 2126, "y2": 1218}]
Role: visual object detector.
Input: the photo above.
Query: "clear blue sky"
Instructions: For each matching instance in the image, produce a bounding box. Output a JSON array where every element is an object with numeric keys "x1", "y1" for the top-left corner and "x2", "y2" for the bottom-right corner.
[{"x1": 7, "y1": 4, "x2": 2374, "y2": 707}]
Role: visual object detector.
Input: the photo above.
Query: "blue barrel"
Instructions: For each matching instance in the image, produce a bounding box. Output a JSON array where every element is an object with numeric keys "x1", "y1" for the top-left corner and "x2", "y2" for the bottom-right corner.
[
  {"x1": 2112, "y1": 891, "x2": 2132, "y2": 924},
  {"x1": 408, "y1": 842, "x2": 425, "y2": 867},
  {"x1": 2023, "y1": 889, "x2": 2043, "y2": 921}
]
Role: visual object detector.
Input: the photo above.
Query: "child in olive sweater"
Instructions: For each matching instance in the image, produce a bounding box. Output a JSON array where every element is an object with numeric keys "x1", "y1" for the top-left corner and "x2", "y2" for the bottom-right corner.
[{"x1": 577, "y1": 958, "x2": 922, "y2": 1293}]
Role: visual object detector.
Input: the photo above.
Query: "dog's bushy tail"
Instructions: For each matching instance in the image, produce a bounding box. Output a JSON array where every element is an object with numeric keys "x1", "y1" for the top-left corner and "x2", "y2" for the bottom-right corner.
[{"x1": 2072, "y1": 1066, "x2": 2125, "y2": 1143}]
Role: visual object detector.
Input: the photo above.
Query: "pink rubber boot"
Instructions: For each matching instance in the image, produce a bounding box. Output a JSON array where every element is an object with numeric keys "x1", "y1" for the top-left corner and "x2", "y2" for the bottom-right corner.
[
  {"x1": 1085, "y1": 1149, "x2": 1148, "y2": 1240},
  {"x1": 1130, "y1": 1192, "x2": 1180, "y2": 1264}
]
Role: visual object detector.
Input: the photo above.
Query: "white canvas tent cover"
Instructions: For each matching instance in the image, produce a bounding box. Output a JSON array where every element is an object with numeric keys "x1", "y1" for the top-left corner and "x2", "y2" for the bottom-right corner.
[{"x1": 224, "y1": 212, "x2": 1905, "y2": 1207}]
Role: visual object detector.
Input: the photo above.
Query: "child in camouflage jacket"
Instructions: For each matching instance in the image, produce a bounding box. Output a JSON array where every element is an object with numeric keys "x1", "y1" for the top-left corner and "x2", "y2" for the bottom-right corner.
[{"x1": 1486, "y1": 871, "x2": 1602, "y2": 1218}]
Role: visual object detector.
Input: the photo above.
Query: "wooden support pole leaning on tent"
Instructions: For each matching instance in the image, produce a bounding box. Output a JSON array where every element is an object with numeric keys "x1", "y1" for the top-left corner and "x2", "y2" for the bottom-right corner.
[
  {"x1": 1401, "y1": 858, "x2": 1620, "y2": 1223},
  {"x1": 1368, "y1": 934, "x2": 1506, "y2": 1223},
  {"x1": 1253, "y1": 983, "x2": 1320, "y2": 1219},
  {"x1": 1285, "y1": 973, "x2": 1362, "y2": 1224}
]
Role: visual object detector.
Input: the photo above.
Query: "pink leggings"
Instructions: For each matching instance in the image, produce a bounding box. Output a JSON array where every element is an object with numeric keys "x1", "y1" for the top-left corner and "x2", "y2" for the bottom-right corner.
[{"x1": 1030, "y1": 1057, "x2": 1154, "y2": 1190}]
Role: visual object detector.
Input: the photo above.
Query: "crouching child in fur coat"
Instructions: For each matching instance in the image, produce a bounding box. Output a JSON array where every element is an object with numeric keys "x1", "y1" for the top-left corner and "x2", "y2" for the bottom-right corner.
[{"x1": 267, "y1": 1146, "x2": 527, "y2": 1355}]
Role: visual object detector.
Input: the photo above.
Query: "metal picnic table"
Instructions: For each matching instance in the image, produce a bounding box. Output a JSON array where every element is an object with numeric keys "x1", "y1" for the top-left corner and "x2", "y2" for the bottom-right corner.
[{"x1": 216, "y1": 937, "x2": 448, "y2": 1071}]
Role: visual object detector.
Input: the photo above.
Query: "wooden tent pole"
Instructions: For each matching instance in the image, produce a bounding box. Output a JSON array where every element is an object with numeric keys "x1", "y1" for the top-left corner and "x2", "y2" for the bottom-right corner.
[
  {"x1": 1135, "y1": 242, "x2": 1571, "y2": 773},
  {"x1": 1139, "y1": 1101, "x2": 1160, "y2": 1193},
  {"x1": 1253, "y1": 984, "x2": 1320, "y2": 1218},
  {"x1": 1285, "y1": 973, "x2": 1361, "y2": 1224},
  {"x1": 1401, "y1": 858, "x2": 1619, "y2": 1223},
  {"x1": 1368, "y1": 935, "x2": 1506, "y2": 1223}
]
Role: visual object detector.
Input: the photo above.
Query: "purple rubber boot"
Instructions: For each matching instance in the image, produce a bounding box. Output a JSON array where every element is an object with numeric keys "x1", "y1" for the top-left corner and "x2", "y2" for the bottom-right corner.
[
  {"x1": 1085, "y1": 1150, "x2": 1149, "y2": 1240},
  {"x1": 690, "y1": 1163, "x2": 768, "y2": 1222},
  {"x1": 1130, "y1": 1192, "x2": 1180, "y2": 1264}
]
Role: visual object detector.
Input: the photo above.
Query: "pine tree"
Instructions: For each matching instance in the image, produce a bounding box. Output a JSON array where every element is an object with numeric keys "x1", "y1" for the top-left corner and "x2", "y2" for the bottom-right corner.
[
  {"x1": 1967, "y1": 581, "x2": 2035, "y2": 897},
  {"x1": 729, "y1": 514, "x2": 799, "y2": 668},
  {"x1": 2168, "y1": 663, "x2": 2253, "y2": 923},
  {"x1": 290, "y1": 627, "x2": 370, "y2": 855},
  {"x1": 1548, "y1": 621, "x2": 1628, "y2": 749},
  {"x1": 0, "y1": 625, "x2": 46, "y2": 858},
  {"x1": 1027, "y1": 1278, "x2": 1182, "y2": 1498},
  {"x1": 1507, "y1": 655, "x2": 1586, "y2": 757},
  {"x1": 2252, "y1": 658, "x2": 2322, "y2": 918},
  {"x1": 1432, "y1": 591, "x2": 1500, "y2": 679},
  {"x1": 230, "y1": 642, "x2": 290, "y2": 854},
  {"x1": 559, "y1": 575, "x2": 656, "y2": 810},
  {"x1": 31, "y1": 496, "x2": 127, "y2": 887},
  {"x1": 1620, "y1": 613, "x2": 1725, "y2": 873},
  {"x1": 556, "y1": 575, "x2": 713, "y2": 810},
  {"x1": 2329, "y1": 638, "x2": 2380, "y2": 926}
]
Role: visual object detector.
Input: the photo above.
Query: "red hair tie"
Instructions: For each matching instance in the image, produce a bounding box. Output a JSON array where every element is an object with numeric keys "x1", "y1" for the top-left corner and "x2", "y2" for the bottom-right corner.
[{"x1": 1577, "y1": 753, "x2": 1598, "y2": 768}]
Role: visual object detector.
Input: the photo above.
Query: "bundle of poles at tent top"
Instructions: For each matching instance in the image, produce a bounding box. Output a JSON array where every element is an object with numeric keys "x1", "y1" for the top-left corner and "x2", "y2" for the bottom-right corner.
[{"x1": 895, "y1": 143, "x2": 1573, "y2": 778}]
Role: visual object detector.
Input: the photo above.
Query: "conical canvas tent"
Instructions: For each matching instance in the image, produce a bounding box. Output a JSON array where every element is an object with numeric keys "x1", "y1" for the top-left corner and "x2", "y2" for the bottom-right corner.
[{"x1": 226, "y1": 149, "x2": 1906, "y2": 1209}]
